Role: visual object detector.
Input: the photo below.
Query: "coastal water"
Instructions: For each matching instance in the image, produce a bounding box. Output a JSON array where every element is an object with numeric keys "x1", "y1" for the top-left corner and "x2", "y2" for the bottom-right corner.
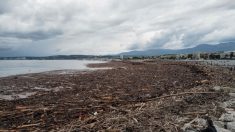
[{"x1": 0, "y1": 60, "x2": 106, "y2": 77}]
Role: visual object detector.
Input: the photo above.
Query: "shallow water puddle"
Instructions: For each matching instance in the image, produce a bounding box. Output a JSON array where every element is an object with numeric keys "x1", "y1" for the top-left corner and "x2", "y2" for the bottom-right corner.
[{"x1": 0, "y1": 92, "x2": 36, "y2": 100}]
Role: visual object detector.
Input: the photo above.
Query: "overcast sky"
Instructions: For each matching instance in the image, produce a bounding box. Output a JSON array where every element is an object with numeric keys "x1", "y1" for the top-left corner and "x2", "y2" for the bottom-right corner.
[{"x1": 0, "y1": 0, "x2": 235, "y2": 56}]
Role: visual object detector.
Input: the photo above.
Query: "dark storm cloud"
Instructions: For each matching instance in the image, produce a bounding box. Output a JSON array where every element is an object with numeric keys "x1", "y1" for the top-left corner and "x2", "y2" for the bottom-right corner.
[
  {"x1": 0, "y1": 47, "x2": 11, "y2": 51},
  {"x1": 0, "y1": 1, "x2": 11, "y2": 14},
  {"x1": 0, "y1": 30, "x2": 63, "y2": 41}
]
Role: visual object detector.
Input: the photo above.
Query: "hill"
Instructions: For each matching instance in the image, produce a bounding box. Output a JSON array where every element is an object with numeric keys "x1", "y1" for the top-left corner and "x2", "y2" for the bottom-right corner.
[{"x1": 120, "y1": 42, "x2": 235, "y2": 56}]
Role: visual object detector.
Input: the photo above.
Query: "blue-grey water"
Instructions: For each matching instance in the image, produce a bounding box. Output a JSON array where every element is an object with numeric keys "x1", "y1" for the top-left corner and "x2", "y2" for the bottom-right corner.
[{"x1": 0, "y1": 60, "x2": 106, "y2": 77}]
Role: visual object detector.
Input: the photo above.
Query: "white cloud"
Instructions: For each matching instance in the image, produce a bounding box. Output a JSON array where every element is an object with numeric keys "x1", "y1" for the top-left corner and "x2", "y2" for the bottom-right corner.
[
  {"x1": 0, "y1": 0, "x2": 234, "y2": 56},
  {"x1": 162, "y1": 34, "x2": 185, "y2": 49}
]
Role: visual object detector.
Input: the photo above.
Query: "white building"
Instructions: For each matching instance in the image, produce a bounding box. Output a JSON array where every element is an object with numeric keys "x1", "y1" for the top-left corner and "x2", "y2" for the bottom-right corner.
[
  {"x1": 120, "y1": 55, "x2": 124, "y2": 60},
  {"x1": 192, "y1": 52, "x2": 201, "y2": 60}
]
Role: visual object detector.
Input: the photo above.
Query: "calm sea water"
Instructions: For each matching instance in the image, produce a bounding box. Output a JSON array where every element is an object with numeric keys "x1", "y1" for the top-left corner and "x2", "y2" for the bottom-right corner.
[{"x1": 0, "y1": 60, "x2": 106, "y2": 77}]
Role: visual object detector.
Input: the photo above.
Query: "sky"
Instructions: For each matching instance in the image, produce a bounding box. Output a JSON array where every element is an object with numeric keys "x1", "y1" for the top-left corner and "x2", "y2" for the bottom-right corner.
[{"x1": 0, "y1": 0, "x2": 235, "y2": 56}]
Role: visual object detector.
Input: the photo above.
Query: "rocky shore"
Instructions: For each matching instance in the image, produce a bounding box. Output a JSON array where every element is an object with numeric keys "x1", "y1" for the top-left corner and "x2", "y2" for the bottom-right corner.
[{"x1": 0, "y1": 60, "x2": 234, "y2": 131}]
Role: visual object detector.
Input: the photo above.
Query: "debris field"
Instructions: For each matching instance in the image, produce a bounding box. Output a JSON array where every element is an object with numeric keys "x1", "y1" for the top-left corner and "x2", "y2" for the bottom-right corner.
[{"x1": 0, "y1": 60, "x2": 234, "y2": 131}]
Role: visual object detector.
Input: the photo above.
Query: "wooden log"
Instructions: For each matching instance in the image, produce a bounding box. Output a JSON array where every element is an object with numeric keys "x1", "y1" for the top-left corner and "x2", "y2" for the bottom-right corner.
[
  {"x1": 17, "y1": 123, "x2": 41, "y2": 129},
  {"x1": 146, "y1": 92, "x2": 219, "y2": 101},
  {"x1": 182, "y1": 111, "x2": 207, "y2": 115}
]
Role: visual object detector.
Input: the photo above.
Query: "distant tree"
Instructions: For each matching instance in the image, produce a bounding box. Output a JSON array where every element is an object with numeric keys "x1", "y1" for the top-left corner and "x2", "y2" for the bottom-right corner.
[
  {"x1": 188, "y1": 54, "x2": 193, "y2": 59},
  {"x1": 200, "y1": 54, "x2": 207, "y2": 60},
  {"x1": 169, "y1": 56, "x2": 176, "y2": 60},
  {"x1": 230, "y1": 52, "x2": 234, "y2": 59},
  {"x1": 181, "y1": 56, "x2": 187, "y2": 59},
  {"x1": 209, "y1": 54, "x2": 220, "y2": 60},
  {"x1": 133, "y1": 56, "x2": 141, "y2": 59},
  {"x1": 225, "y1": 54, "x2": 229, "y2": 59}
]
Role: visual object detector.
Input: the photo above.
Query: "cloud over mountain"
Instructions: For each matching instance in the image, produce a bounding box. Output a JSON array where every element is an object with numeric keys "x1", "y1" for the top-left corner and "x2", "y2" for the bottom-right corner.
[{"x1": 0, "y1": 0, "x2": 234, "y2": 56}]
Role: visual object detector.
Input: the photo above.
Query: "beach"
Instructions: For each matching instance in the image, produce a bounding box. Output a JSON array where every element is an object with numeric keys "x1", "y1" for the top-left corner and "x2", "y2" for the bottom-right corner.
[{"x1": 0, "y1": 60, "x2": 234, "y2": 131}]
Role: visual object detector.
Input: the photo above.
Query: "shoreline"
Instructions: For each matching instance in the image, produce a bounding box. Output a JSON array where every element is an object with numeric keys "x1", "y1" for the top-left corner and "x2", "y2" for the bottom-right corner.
[
  {"x1": 0, "y1": 65, "x2": 112, "y2": 101},
  {"x1": 0, "y1": 60, "x2": 234, "y2": 131},
  {"x1": 0, "y1": 60, "x2": 108, "y2": 78}
]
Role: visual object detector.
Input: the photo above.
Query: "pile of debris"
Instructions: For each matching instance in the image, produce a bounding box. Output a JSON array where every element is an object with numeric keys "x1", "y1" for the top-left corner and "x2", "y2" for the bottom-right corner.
[{"x1": 0, "y1": 60, "x2": 234, "y2": 131}]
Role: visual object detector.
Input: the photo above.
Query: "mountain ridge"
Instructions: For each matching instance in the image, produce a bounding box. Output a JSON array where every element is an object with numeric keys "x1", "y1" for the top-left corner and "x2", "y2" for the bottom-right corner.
[{"x1": 120, "y1": 42, "x2": 235, "y2": 56}]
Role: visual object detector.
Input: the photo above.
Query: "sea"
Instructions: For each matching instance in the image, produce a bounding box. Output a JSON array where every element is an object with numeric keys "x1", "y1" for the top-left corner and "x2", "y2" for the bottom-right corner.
[{"x1": 0, "y1": 60, "x2": 106, "y2": 77}]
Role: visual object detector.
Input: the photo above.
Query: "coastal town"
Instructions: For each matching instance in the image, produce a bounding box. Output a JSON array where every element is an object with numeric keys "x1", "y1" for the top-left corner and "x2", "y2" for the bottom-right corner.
[
  {"x1": 159, "y1": 51, "x2": 235, "y2": 60},
  {"x1": 122, "y1": 51, "x2": 235, "y2": 61}
]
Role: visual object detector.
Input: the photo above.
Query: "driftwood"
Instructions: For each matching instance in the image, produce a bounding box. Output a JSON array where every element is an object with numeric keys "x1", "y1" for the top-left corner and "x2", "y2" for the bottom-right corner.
[
  {"x1": 182, "y1": 111, "x2": 207, "y2": 115},
  {"x1": 146, "y1": 92, "x2": 219, "y2": 101},
  {"x1": 17, "y1": 123, "x2": 41, "y2": 129},
  {"x1": 0, "y1": 60, "x2": 232, "y2": 131}
]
